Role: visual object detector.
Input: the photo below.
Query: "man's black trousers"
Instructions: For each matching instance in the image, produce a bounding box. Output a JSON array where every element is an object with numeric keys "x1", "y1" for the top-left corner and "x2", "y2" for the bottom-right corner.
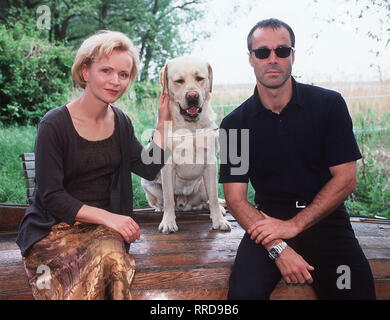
[{"x1": 227, "y1": 202, "x2": 376, "y2": 300}]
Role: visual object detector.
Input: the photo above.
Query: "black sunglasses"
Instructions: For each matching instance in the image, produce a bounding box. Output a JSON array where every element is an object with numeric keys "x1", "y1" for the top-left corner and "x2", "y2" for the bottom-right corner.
[{"x1": 250, "y1": 46, "x2": 294, "y2": 59}]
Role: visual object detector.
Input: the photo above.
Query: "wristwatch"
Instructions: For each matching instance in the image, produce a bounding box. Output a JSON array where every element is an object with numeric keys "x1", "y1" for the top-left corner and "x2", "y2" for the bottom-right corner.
[{"x1": 268, "y1": 241, "x2": 287, "y2": 260}]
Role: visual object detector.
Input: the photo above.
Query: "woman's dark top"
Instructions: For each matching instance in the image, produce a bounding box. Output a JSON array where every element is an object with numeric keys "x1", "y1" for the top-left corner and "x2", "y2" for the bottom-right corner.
[
  {"x1": 16, "y1": 105, "x2": 167, "y2": 257},
  {"x1": 69, "y1": 113, "x2": 121, "y2": 210}
]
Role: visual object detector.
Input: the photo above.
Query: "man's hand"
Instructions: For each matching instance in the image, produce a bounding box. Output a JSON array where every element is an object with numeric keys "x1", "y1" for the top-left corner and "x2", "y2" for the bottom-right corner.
[
  {"x1": 247, "y1": 211, "x2": 300, "y2": 246},
  {"x1": 275, "y1": 246, "x2": 315, "y2": 284},
  {"x1": 223, "y1": 183, "x2": 314, "y2": 285}
]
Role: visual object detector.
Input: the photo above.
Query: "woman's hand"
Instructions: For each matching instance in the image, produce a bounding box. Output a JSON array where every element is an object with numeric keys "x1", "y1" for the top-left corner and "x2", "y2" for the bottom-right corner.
[
  {"x1": 76, "y1": 205, "x2": 140, "y2": 243},
  {"x1": 153, "y1": 93, "x2": 171, "y2": 150},
  {"x1": 104, "y1": 213, "x2": 140, "y2": 244},
  {"x1": 156, "y1": 93, "x2": 171, "y2": 126}
]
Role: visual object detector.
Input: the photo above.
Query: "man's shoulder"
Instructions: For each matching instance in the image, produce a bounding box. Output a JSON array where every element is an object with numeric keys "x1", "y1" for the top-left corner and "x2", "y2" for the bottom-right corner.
[
  {"x1": 220, "y1": 95, "x2": 254, "y2": 129},
  {"x1": 296, "y1": 81, "x2": 350, "y2": 125},
  {"x1": 296, "y1": 81, "x2": 343, "y2": 103}
]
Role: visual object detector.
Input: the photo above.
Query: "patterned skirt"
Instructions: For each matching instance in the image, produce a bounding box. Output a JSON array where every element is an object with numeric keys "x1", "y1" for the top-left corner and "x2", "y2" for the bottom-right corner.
[{"x1": 23, "y1": 222, "x2": 135, "y2": 300}]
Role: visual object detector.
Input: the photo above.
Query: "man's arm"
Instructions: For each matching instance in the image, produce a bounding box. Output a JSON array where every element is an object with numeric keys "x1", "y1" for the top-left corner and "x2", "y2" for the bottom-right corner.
[
  {"x1": 223, "y1": 182, "x2": 275, "y2": 244},
  {"x1": 249, "y1": 161, "x2": 357, "y2": 246},
  {"x1": 292, "y1": 161, "x2": 356, "y2": 231},
  {"x1": 224, "y1": 182, "x2": 314, "y2": 284}
]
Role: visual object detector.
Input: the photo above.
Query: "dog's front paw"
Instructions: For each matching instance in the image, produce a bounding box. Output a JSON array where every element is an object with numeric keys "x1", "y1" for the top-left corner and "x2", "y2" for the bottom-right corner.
[
  {"x1": 158, "y1": 217, "x2": 179, "y2": 234},
  {"x1": 212, "y1": 216, "x2": 231, "y2": 232},
  {"x1": 152, "y1": 205, "x2": 163, "y2": 212},
  {"x1": 220, "y1": 205, "x2": 226, "y2": 216}
]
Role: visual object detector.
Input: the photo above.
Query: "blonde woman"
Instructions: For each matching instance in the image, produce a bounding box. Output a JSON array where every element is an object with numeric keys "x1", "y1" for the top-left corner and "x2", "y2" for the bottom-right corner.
[{"x1": 16, "y1": 30, "x2": 171, "y2": 299}]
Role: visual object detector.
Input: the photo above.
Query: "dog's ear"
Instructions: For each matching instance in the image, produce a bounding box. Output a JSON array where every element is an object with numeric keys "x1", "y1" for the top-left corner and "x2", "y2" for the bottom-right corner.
[
  {"x1": 159, "y1": 62, "x2": 169, "y2": 95},
  {"x1": 207, "y1": 63, "x2": 213, "y2": 93}
]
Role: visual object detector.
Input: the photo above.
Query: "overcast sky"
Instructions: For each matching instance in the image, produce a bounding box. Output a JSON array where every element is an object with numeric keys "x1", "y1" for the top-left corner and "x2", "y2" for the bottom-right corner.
[{"x1": 190, "y1": 0, "x2": 390, "y2": 84}]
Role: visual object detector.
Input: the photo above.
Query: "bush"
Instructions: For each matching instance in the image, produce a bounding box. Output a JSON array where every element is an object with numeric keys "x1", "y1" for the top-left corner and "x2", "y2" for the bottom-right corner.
[
  {"x1": 0, "y1": 23, "x2": 75, "y2": 125},
  {"x1": 345, "y1": 147, "x2": 390, "y2": 218},
  {"x1": 133, "y1": 81, "x2": 161, "y2": 105},
  {"x1": 0, "y1": 124, "x2": 36, "y2": 203}
]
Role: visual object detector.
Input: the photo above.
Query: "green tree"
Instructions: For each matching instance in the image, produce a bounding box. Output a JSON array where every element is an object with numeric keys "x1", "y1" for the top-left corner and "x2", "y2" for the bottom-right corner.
[
  {"x1": 1, "y1": 0, "x2": 210, "y2": 80},
  {"x1": 47, "y1": 0, "x2": 102, "y2": 43},
  {"x1": 68, "y1": 0, "x2": 210, "y2": 81},
  {"x1": 134, "y1": 0, "x2": 209, "y2": 81},
  {"x1": 0, "y1": 19, "x2": 74, "y2": 125}
]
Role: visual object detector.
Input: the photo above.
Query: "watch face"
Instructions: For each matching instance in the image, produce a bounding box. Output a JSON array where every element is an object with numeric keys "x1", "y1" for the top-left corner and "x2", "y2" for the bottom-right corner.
[{"x1": 270, "y1": 248, "x2": 279, "y2": 259}]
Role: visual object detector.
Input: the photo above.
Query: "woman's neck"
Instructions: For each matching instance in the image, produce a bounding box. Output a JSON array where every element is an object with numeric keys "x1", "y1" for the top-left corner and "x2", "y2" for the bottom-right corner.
[{"x1": 69, "y1": 89, "x2": 110, "y2": 122}]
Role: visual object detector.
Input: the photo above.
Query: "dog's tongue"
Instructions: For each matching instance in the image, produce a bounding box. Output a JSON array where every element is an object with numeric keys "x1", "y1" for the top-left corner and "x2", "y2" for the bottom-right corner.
[{"x1": 187, "y1": 106, "x2": 199, "y2": 115}]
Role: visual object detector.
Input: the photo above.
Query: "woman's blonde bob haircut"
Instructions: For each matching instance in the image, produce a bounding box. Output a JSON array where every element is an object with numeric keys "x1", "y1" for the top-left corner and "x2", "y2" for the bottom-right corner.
[{"x1": 72, "y1": 30, "x2": 140, "y2": 89}]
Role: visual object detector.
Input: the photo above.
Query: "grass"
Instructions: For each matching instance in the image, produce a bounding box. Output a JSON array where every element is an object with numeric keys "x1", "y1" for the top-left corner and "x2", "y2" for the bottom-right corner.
[
  {"x1": 0, "y1": 81, "x2": 389, "y2": 217},
  {"x1": 347, "y1": 105, "x2": 390, "y2": 217},
  {"x1": 0, "y1": 124, "x2": 35, "y2": 203}
]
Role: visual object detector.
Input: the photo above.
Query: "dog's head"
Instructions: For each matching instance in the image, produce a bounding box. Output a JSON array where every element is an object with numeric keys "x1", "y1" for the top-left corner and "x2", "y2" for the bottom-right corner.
[{"x1": 160, "y1": 56, "x2": 213, "y2": 123}]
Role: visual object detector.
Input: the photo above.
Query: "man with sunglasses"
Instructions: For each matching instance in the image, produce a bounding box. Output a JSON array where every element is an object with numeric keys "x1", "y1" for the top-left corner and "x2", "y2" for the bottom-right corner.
[{"x1": 219, "y1": 18, "x2": 376, "y2": 299}]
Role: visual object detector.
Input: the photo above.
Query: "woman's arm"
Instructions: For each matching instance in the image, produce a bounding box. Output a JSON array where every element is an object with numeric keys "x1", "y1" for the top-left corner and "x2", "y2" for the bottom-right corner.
[
  {"x1": 128, "y1": 94, "x2": 171, "y2": 180},
  {"x1": 35, "y1": 119, "x2": 83, "y2": 225},
  {"x1": 76, "y1": 205, "x2": 140, "y2": 243}
]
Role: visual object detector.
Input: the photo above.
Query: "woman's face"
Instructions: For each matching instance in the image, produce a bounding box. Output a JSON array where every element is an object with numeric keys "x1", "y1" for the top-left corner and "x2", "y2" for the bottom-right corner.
[{"x1": 82, "y1": 50, "x2": 133, "y2": 105}]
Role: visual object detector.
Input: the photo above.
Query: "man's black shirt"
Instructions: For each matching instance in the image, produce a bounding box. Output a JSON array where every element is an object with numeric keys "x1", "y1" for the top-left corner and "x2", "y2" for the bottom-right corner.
[{"x1": 219, "y1": 77, "x2": 362, "y2": 205}]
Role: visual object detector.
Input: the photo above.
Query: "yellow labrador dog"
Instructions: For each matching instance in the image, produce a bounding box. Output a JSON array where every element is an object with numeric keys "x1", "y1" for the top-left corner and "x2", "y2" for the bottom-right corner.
[{"x1": 141, "y1": 56, "x2": 231, "y2": 233}]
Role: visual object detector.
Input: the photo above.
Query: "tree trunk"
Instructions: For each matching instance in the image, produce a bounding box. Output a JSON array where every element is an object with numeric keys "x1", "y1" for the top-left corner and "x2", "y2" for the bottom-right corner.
[
  {"x1": 140, "y1": 43, "x2": 153, "y2": 81},
  {"x1": 139, "y1": 0, "x2": 159, "y2": 81},
  {"x1": 99, "y1": 2, "x2": 108, "y2": 29}
]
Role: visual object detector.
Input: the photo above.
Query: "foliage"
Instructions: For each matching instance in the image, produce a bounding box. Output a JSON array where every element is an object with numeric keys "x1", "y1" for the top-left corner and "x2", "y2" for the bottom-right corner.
[
  {"x1": 345, "y1": 109, "x2": 390, "y2": 218},
  {"x1": 318, "y1": 0, "x2": 390, "y2": 80},
  {"x1": 355, "y1": 0, "x2": 389, "y2": 45},
  {"x1": 1, "y1": 0, "x2": 211, "y2": 81},
  {"x1": 0, "y1": 21, "x2": 74, "y2": 125},
  {"x1": 346, "y1": 149, "x2": 390, "y2": 217},
  {"x1": 0, "y1": 124, "x2": 35, "y2": 203},
  {"x1": 129, "y1": 0, "x2": 210, "y2": 81},
  {"x1": 133, "y1": 81, "x2": 161, "y2": 105}
]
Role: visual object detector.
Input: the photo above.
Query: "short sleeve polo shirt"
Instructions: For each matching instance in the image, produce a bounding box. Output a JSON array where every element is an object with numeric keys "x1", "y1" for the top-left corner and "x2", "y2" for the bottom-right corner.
[{"x1": 219, "y1": 77, "x2": 362, "y2": 204}]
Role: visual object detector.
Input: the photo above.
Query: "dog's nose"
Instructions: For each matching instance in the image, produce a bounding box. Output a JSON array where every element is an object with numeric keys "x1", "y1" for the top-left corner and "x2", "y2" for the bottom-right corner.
[{"x1": 186, "y1": 91, "x2": 199, "y2": 100}]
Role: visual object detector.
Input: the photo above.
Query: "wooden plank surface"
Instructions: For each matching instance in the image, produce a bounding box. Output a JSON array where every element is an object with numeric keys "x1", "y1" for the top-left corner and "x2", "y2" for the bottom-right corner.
[
  {"x1": 0, "y1": 204, "x2": 27, "y2": 231},
  {"x1": 0, "y1": 205, "x2": 389, "y2": 300},
  {"x1": 130, "y1": 216, "x2": 390, "y2": 300}
]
